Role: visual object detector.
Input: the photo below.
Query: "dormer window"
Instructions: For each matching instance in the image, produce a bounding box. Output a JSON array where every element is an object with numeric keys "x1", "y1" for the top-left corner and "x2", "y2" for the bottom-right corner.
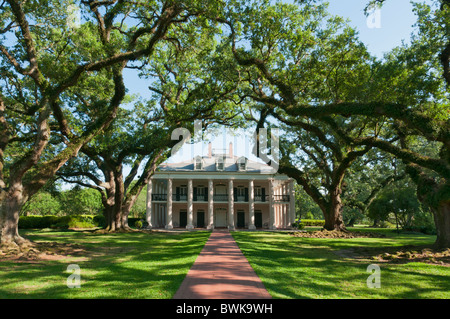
[
  {"x1": 216, "y1": 156, "x2": 225, "y2": 171},
  {"x1": 237, "y1": 156, "x2": 247, "y2": 171},
  {"x1": 194, "y1": 156, "x2": 203, "y2": 170}
]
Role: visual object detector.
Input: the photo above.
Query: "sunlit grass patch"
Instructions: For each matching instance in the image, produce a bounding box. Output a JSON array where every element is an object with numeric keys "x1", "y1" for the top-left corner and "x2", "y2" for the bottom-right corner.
[{"x1": 0, "y1": 229, "x2": 210, "y2": 299}]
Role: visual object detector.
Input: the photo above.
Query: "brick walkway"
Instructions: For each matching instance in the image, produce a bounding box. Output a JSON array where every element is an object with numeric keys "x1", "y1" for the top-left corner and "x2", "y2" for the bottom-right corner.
[{"x1": 173, "y1": 229, "x2": 271, "y2": 299}]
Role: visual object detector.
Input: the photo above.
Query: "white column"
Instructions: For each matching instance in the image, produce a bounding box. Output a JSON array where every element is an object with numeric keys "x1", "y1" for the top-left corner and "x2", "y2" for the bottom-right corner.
[
  {"x1": 248, "y1": 180, "x2": 255, "y2": 230},
  {"x1": 146, "y1": 179, "x2": 153, "y2": 229},
  {"x1": 274, "y1": 186, "x2": 280, "y2": 228},
  {"x1": 269, "y1": 179, "x2": 275, "y2": 230},
  {"x1": 289, "y1": 179, "x2": 296, "y2": 227},
  {"x1": 228, "y1": 179, "x2": 235, "y2": 230},
  {"x1": 187, "y1": 179, "x2": 194, "y2": 230},
  {"x1": 165, "y1": 178, "x2": 173, "y2": 229},
  {"x1": 275, "y1": 185, "x2": 279, "y2": 228},
  {"x1": 208, "y1": 179, "x2": 214, "y2": 230}
]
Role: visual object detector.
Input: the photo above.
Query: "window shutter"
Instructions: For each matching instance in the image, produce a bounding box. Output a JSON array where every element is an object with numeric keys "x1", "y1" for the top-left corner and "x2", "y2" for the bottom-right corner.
[
  {"x1": 176, "y1": 187, "x2": 180, "y2": 201},
  {"x1": 261, "y1": 188, "x2": 266, "y2": 202},
  {"x1": 193, "y1": 187, "x2": 197, "y2": 201},
  {"x1": 233, "y1": 187, "x2": 237, "y2": 201},
  {"x1": 244, "y1": 187, "x2": 249, "y2": 201}
]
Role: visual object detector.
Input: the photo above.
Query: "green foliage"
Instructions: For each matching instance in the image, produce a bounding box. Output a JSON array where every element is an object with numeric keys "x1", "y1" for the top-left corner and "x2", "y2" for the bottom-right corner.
[
  {"x1": 18, "y1": 216, "x2": 61, "y2": 229},
  {"x1": 294, "y1": 185, "x2": 323, "y2": 219},
  {"x1": 20, "y1": 186, "x2": 103, "y2": 217},
  {"x1": 58, "y1": 186, "x2": 103, "y2": 215},
  {"x1": 21, "y1": 192, "x2": 62, "y2": 216},
  {"x1": 291, "y1": 218, "x2": 304, "y2": 230},
  {"x1": 134, "y1": 220, "x2": 144, "y2": 229},
  {"x1": 300, "y1": 219, "x2": 325, "y2": 227},
  {"x1": 367, "y1": 181, "x2": 436, "y2": 234},
  {"x1": 18, "y1": 215, "x2": 100, "y2": 229},
  {"x1": 292, "y1": 219, "x2": 325, "y2": 229}
]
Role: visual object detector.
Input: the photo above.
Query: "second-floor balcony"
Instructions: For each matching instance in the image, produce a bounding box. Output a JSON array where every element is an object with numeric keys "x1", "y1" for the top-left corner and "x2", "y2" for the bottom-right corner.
[
  {"x1": 152, "y1": 193, "x2": 289, "y2": 202},
  {"x1": 273, "y1": 195, "x2": 290, "y2": 202}
]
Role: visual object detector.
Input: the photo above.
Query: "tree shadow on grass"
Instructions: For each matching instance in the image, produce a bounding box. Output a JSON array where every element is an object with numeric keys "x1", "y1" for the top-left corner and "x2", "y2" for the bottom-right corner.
[
  {"x1": 231, "y1": 231, "x2": 450, "y2": 299},
  {"x1": 0, "y1": 230, "x2": 211, "y2": 299}
]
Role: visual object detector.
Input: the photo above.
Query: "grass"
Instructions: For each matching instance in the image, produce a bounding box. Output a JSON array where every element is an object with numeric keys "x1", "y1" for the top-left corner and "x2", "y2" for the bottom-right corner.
[
  {"x1": 231, "y1": 227, "x2": 450, "y2": 299},
  {"x1": 1, "y1": 227, "x2": 449, "y2": 299},
  {"x1": 0, "y1": 229, "x2": 210, "y2": 299}
]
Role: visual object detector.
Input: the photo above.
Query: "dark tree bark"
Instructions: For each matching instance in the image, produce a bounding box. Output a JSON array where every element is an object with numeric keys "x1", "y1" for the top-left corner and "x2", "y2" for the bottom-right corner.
[
  {"x1": 323, "y1": 187, "x2": 346, "y2": 231},
  {"x1": 0, "y1": 1, "x2": 191, "y2": 245}
]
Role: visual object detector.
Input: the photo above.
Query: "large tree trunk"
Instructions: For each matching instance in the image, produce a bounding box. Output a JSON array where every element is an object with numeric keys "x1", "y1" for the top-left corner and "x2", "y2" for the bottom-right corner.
[
  {"x1": 323, "y1": 188, "x2": 346, "y2": 231},
  {"x1": 104, "y1": 205, "x2": 116, "y2": 232},
  {"x1": 432, "y1": 200, "x2": 450, "y2": 249},
  {"x1": 103, "y1": 179, "x2": 117, "y2": 232},
  {"x1": 0, "y1": 186, "x2": 30, "y2": 247},
  {"x1": 103, "y1": 168, "x2": 132, "y2": 232}
]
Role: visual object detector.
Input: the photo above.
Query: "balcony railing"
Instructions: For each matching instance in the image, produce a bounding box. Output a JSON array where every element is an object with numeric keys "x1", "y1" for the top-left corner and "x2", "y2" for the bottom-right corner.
[
  {"x1": 254, "y1": 195, "x2": 268, "y2": 202},
  {"x1": 194, "y1": 194, "x2": 208, "y2": 202},
  {"x1": 152, "y1": 194, "x2": 167, "y2": 201},
  {"x1": 273, "y1": 195, "x2": 290, "y2": 202},
  {"x1": 173, "y1": 194, "x2": 187, "y2": 201},
  {"x1": 213, "y1": 194, "x2": 228, "y2": 201},
  {"x1": 152, "y1": 193, "x2": 289, "y2": 202}
]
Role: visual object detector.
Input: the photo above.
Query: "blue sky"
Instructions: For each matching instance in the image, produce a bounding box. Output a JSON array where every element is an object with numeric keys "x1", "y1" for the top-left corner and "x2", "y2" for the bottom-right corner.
[{"x1": 326, "y1": 0, "x2": 426, "y2": 58}]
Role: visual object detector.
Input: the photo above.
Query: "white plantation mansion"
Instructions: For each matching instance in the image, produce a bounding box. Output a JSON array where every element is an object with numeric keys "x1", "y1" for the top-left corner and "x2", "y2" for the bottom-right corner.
[{"x1": 146, "y1": 142, "x2": 296, "y2": 230}]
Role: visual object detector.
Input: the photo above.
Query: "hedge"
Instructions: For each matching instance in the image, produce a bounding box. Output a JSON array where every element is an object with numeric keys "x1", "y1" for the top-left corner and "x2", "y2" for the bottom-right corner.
[
  {"x1": 300, "y1": 219, "x2": 325, "y2": 227},
  {"x1": 19, "y1": 215, "x2": 143, "y2": 229}
]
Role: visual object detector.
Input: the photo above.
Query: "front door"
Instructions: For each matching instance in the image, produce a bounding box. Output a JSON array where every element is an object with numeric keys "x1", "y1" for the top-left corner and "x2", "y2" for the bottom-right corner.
[
  {"x1": 179, "y1": 210, "x2": 187, "y2": 228},
  {"x1": 197, "y1": 211, "x2": 205, "y2": 228},
  {"x1": 215, "y1": 209, "x2": 227, "y2": 228},
  {"x1": 237, "y1": 211, "x2": 245, "y2": 228},
  {"x1": 255, "y1": 211, "x2": 262, "y2": 228}
]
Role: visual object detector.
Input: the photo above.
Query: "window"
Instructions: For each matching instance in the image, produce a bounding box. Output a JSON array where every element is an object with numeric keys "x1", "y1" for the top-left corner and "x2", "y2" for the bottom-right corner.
[
  {"x1": 194, "y1": 156, "x2": 203, "y2": 170},
  {"x1": 216, "y1": 156, "x2": 225, "y2": 171},
  {"x1": 254, "y1": 186, "x2": 265, "y2": 202},
  {"x1": 195, "y1": 186, "x2": 207, "y2": 201},
  {"x1": 179, "y1": 185, "x2": 187, "y2": 201},
  {"x1": 236, "y1": 186, "x2": 246, "y2": 197},
  {"x1": 237, "y1": 157, "x2": 247, "y2": 171},
  {"x1": 197, "y1": 186, "x2": 206, "y2": 196}
]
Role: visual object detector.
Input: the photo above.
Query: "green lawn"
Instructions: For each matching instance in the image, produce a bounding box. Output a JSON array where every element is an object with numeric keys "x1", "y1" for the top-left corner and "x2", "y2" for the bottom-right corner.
[
  {"x1": 1, "y1": 228, "x2": 448, "y2": 299},
  {"x1": 0, "y1": 229, "x2": 210, "y2": 299},
  {"x1": 231, "y1": 228, "x2": 450, "y2": 299}
]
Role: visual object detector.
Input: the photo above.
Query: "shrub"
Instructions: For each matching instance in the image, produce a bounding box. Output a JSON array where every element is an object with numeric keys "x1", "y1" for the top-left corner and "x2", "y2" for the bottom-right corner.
[
  {"x1": 19, "y1": 215, "x2": 60, "y2": 229},
  {"x1": 134, "y1": 220, "x2": 143, "y2": 229},
  {"x1": 19, "y1": 215, "x2": 100, "y2": 229},
  {"x1": 292, "y1": 221, "x2": 305, "y2": 230},
  {"x1": 64, "y1": 215, "x2": 98, "y2": 229},
  {"x1": 300, "y1": 219, "x2": 325, "y2": 227},
  {"x1": 93, "y1": 215, "x2": 106, "y2": 228},
  {"x1": 403, "y1": 225, "x2": 436, "y2": 235},
  {"x1": 21, "y1": 192, "x2": 61, "y2": 216},
  {"x1": 128, "y1": 218, "x2": 141, "y2": 228}
]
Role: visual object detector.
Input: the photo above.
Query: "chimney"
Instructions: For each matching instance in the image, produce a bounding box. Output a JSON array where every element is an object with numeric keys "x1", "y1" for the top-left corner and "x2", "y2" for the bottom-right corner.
[
  {"x1": 229, "y1": 142, "x2": 233, "y2": 158},
  {"x1": 208, "y1": 142, "x2": 212, "y2": 158}
]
